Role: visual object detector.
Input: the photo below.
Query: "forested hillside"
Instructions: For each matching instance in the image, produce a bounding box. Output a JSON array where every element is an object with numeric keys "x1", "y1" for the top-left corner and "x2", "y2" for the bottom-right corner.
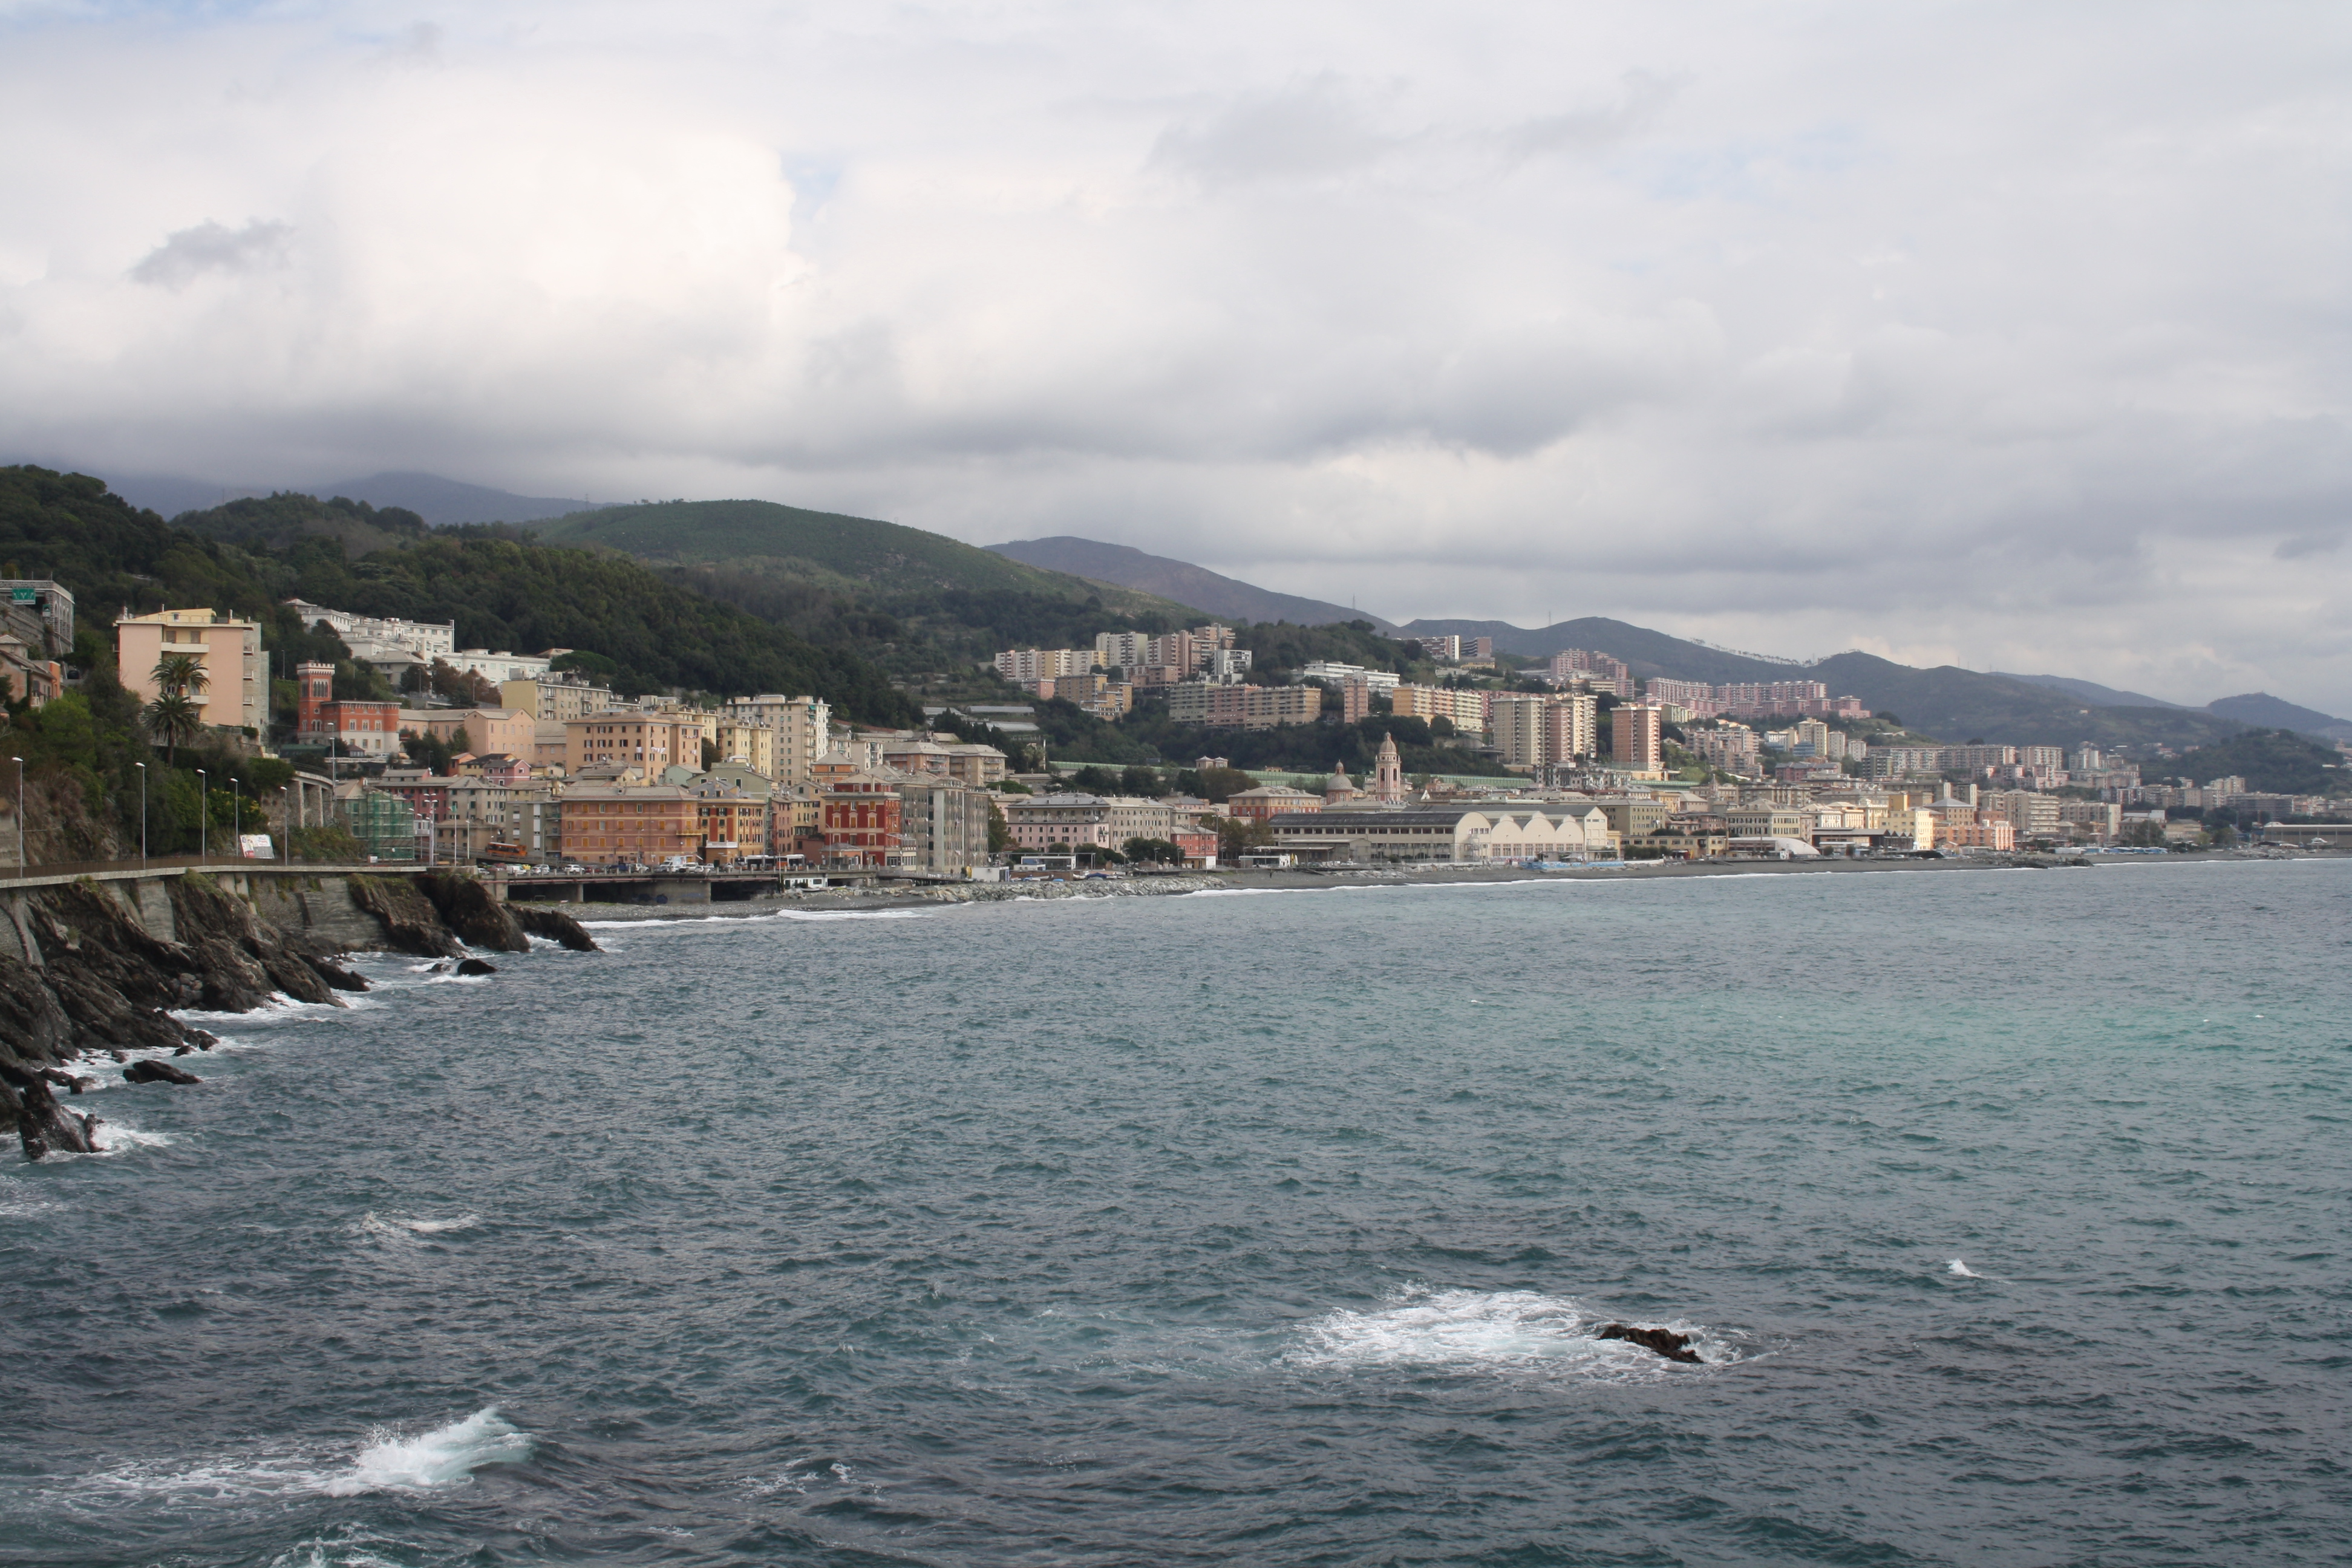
[
  {"x1": 2165, "y1": 730, "x2": 2348, "y2": 795},
  {"x1": 0, "y1": 466, "x2": 922, "y2": 864}
]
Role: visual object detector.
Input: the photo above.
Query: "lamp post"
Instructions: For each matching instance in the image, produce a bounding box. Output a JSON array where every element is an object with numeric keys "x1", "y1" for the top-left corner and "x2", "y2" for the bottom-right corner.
[
  {"x1": 232, "y1": 780, "x2": 241, "y2": 858},
  {"x1": 10, "y1": 757, "x2": 20, "y2": 877},
  {"x1": 197, "y1": 768, "x2": 207, "y2": 861},
  {"x1": 136, "y1": 762, "x2": 147, "y2": 864}
]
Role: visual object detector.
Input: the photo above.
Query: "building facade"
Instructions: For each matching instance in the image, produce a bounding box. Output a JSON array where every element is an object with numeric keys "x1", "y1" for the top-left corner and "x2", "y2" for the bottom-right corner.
[{"x1": 116, "y1": 607, "x2": 266, "y2": 732}]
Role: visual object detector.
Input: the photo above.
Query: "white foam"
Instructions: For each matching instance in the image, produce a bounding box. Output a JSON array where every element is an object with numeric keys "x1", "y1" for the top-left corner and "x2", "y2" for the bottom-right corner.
[
  {"x1": 88, "y1": 1121, "x2": 174, "y2": 1154},
  {"x1": 325, "y1": 1407, "x2": 533, "y2": 1495},
  {"x1": 1946, "y1": 1258, "x2": 1980, "y2": 1278},
  {"x1": 354, "y1": 1210, "x2": 481, "y2": 1239},
  {"x1": 1292, "y1": 1287, "x2": 1728, "y2": 1377},
  {"x1": 54, "y1": 1407, "x2": 531, "y2": 1511}
]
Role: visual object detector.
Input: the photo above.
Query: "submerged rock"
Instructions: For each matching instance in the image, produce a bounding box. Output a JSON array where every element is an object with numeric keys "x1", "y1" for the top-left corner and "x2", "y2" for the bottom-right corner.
[
  {"x1": 1594, "y1": 1323, "x2": 1704, "y2": 1364},
  {"x1": 124, "y1": 1059, "x2": 202, "y2": 1086},
  {"x1": 454, "y1": 957, "x2": 498, "y2": 977}
]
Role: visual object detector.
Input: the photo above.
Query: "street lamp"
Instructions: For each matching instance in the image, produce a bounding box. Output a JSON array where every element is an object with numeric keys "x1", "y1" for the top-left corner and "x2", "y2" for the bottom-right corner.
[
  {"x1": 135, "y1": 762, "x2": 147, "y2": 864},
  {"x1": 232, "y1": 779, "x2": 241, "y2": 857},
  {"x1": 10, "y1": 757, "x2": 19, "y2": 877},
  {"x1": 196, "y1": 768, "x2": 207, "y2": 860}
]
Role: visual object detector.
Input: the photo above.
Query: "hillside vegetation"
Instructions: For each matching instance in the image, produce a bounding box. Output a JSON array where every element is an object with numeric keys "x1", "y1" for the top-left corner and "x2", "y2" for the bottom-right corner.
[
  {"x1": 530, "y1": 498, "x2": 1208, "y2": 689},
  {"x1": 2166, "y1": 730, "x2": 2348, "y2": 796}
]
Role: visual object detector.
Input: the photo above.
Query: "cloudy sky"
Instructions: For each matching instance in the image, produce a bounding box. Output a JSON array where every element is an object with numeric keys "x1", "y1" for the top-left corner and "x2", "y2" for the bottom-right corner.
[{"x1": 4, "y1": 2, "x2": 2350, "y2": 710}]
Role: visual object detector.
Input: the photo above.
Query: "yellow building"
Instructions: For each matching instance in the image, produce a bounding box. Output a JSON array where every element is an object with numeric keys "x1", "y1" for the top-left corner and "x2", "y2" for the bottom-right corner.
[
  {"x1": 713, "y1": 722, "x2": 779, "y2": 779},
  {"x1": 563, "y1": 712, "x2": 712, "y2": 775},
  {"x1": 113, "y1": 608, "x2": 266, "y2": 733}
]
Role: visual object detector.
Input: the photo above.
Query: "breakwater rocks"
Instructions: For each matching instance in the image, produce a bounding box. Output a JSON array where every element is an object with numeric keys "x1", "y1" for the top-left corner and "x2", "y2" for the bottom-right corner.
[{"x1": 0, "y1": 870, "x2": 597, "y2": 1160}]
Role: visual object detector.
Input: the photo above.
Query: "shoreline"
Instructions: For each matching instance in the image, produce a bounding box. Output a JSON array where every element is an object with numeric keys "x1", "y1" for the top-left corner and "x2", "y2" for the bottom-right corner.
[{"x1": 550, "y1": 845, "x2": 2345, "y2": 920}]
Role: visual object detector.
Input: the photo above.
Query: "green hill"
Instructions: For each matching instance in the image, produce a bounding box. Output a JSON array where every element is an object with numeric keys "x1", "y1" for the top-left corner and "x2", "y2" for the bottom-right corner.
[
  {"x1": 2165, "y1": 730, "x2": 2349, "y2": 796},
  {"x1": 527, "y1": 498, "x2": 1209, "y2": 689},
  {"x1": 534, "y1": 498, "x2": 1186, "y2": 610},
  {"x1": 1806, "y1": 653, "x2": 2246, "y2": 750}
]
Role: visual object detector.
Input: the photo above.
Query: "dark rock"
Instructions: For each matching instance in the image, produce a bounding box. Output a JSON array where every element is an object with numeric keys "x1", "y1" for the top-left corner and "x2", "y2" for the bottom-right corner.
[
  {"x1": 42, "y1": 955, "x2": 201, "y2": 1054},
  {"x1": 512, "y1": 903, "x2": 600, "y2": 952},
  {"x1": 454, "y1": 957, "x2": 498, "y2": 976},
  {"x1": 124, "y1": 1059, "x2": 201, "y2": 1086},
  {"x1": 0, "y1": 953, "x2": 75, "y2": 1068},
  {"x1": 349, "y1": 875, "x2": 465, "y2": 958},
  {"x1": 186, "y1": 1030, "x2": 218, "y2": 1051},
  {"x1": 301, "y1": 954, "x2": 370, "y2": 991},
  {"x1": 1594, "y1": 1323, "x2": 1704, "y2": 1364},
  {"x1": 422, "y1": 873, "x2": 529, "y2": 953},
  {"x1": 174, "y1": 1044, "x2": 193, "y2": 1056},
  {"x1": 0, "y1": 1066, "x2": 102, "y2": 1158},
  {"x1": 428, "y1": 961, "x2": 452, "y2": 975},
  {"x1": 35, "y1": 1067, "x2": 95, "y2": 1094}
]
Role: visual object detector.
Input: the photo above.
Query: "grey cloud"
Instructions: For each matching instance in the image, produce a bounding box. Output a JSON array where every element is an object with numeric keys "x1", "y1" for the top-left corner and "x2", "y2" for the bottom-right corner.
[
  {"x1": 1500, "y1": 72, "x2": 1679, "y2": 160},
  {"x1": 129, "y1": 219, "x2": 293, "y2": 289},
  {"x1": 1149, "y1": 77, "x2": 1408, "y2": 185}
]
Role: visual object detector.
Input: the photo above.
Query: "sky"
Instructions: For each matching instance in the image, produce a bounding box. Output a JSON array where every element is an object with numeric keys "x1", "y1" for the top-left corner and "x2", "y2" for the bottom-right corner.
[{"x1": 3, "y1": 2, "x2": 2350, "y2": 712}]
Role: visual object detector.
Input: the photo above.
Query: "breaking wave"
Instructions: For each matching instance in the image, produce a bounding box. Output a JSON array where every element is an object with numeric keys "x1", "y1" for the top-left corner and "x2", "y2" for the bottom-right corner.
[
  {"x1": 1291, "y1": 1287, "x2": 1734, "y2": 1377},
  {"x1": 326, "y1": 1407, "x2": 533, "y2": 1494}
]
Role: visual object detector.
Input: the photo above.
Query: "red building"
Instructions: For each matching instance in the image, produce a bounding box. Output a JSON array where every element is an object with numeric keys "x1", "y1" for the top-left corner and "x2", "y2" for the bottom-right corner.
[
  {"x1": 821, "y1": 769, "x2": 907, "y2": 868},
  {"x1": 295, "y1": 660, "x2": 402, "y2": 757}
]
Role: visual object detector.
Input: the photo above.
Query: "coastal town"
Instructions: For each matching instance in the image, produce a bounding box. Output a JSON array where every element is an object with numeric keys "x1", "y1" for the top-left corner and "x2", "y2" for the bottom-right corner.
[{"x1": 48, "y1": 587, "x2": 2348, "y2": 878}]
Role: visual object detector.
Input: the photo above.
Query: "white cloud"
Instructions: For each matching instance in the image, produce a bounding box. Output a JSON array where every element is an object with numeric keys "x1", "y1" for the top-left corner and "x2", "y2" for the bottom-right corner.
[{"x1": 2, "y1": 0, "x2": 2350, "y2": 710}]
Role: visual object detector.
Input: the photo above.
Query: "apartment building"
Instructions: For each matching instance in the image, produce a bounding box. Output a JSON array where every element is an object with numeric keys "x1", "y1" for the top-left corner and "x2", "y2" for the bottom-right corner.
[
  {"x1": 1164, "y1": 682, "x2": 1321, "y2": 729},
  {"x1": 283, "y1": 599, "x2": 456, "y2": 658},
  {"x1": 1609, "y1": 705, "x2": 1664, "y2": 771},
  {"x1": 995, "y1": 647, "x2": 1094, "y2": 682},
  {"x1": 1390, "y1": 683, "x2": 1491, "y2": 737},
  {"x1": 498, "y1": 673, "x2": 621, "y2": 722},
  {"x1": 720, "y1": 694, "x2": 833, "y2": 783},
  {"x1": 822, "y1": 768, "x2": 909, "y2": 868},
  {"x1": 896, "y1": 777, "x2": 992, "y2": 871},
  {"x1": 116, "y1": 607, "x2": 266, "y2": 732},
  {"x1": 1686, "y1": 723, "x2": 1760, "y2": 774},
  {"x1": 557, "y1": 783, "x2": 700, "y2": 866},
  {"x1": 399, "y1": 707, "x2": 535, "y2": 758},
  {"x1": 563, "y1": 711, "x2": 713, "y2": 775}
]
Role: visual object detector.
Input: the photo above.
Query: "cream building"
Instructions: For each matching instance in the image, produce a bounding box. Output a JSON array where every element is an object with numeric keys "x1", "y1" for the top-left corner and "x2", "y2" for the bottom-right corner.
[
  {"x1": 1269, "y1": 803, "x2": 1613, "y2": 863},
  {"x1": 114, "y1": 608, "x2": 266, "y2": 732},
  {"x1": 499, "y1": 674, "x2": 621, "y2": 722},
  {"x1": 721, "y1": 694, "x2": 832, "y2": 783},
  {"x1": 564, "y1": 711, "x2": 713, "y2": 775}
]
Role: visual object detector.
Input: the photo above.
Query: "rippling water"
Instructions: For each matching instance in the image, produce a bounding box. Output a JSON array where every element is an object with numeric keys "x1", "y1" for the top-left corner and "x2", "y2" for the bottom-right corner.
[{"x1": 2, "y1": 861, "x2": 2347, "y2": 1566}]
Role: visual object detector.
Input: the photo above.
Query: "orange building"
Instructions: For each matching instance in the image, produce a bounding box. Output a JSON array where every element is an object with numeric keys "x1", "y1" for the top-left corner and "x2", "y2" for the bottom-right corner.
[
  {"x1": 1223, "y1": 785, "x2": 1322, "y2": 822},
  {"x1": 295, "y1": 661, "x2": 403, "y2": 756},
  {"x1": 821, "y1": 769, "x2": 907, "y2": 868},
  {"x1": 557, "y1": 783, "x2": 699, "y2": 866}
]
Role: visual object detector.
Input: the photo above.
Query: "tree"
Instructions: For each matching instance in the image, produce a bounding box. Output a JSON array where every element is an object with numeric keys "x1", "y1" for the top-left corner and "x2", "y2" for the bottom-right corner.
[
  {"x1": 1120, "y1": 764, "x2": 1163, "y2": 797},
  {"x1": 142, "y1": 693, "x2": 204, "y2": 763},
  {"x1": 151, "y1": 651, "x2": 210, "y2": 703},
  {"x1": 987, "y1": 800, "x2": 1014, "y2": 854},
  {"x1": 1070, "y1": 764, "x2": 1120, "y2": 795}
]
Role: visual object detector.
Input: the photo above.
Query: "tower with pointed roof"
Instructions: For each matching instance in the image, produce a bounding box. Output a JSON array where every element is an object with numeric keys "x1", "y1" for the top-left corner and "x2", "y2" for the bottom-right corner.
[{"x1": 1372, "y1": 731, "x2": 1405, "y2": 804}]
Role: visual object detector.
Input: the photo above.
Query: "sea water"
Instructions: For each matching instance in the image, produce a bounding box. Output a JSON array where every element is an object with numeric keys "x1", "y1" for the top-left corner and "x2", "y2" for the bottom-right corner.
[{"x1": 1, "y1": 861, "x2": 2346, "y2": 1565}]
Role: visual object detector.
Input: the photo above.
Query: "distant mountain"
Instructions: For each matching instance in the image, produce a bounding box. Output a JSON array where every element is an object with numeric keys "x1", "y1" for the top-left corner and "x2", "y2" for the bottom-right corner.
[
  {"x1": 986, "y1": 537, "x2": 1391, "y2": 629},
  {"x1": 1805, "y1": 654, "x2": 2244, "y2": 750},
  {"x1": 2203, "y1": 692, "x2": 2352, "y2": 740},
  {"x1": 1398, "y1": 616, "x2": 1802, "y2": 684},
  {"x1": 318, "y1": 471, "x2": 606, "y2": 527},
  {"x1": 1995, "y1": 673, "x2": 2187, "y2": 710}
]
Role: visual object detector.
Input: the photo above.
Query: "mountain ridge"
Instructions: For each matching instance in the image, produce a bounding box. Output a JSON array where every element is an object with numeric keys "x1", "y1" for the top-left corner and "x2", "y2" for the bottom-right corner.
[{"x1": 986, "y1": 537, "x2": 1392, "y2": 630}]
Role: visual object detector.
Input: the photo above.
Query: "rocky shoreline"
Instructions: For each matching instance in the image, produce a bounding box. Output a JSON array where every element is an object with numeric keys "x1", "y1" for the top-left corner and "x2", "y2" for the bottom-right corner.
[{"x1": 0, "y1": 871, "x2": 595, "y2": 1161}]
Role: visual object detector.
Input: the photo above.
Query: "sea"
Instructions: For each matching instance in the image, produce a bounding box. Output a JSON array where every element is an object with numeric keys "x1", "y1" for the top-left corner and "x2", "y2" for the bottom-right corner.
[{"x1": 1, "y1": 860, "x2": 2347, "y2": 1567}]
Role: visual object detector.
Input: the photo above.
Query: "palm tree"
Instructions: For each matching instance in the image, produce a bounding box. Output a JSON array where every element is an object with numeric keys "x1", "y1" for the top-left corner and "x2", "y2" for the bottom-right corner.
[
  {"x1": 151, "y1": 652, "x2": 209, "y2": 702},
  {"x1": 143, "y1": 693, "x2": 204, "y2": 764}
]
